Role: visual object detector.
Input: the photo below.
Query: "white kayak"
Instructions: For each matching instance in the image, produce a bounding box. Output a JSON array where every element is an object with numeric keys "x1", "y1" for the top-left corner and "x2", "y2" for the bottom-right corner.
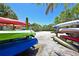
[
  {"x1": 59, "y1": 28, "x2": 79, "y2": 33},
  {"x1": 53, "y1": 20, "x2": 79, "y2": 28}
]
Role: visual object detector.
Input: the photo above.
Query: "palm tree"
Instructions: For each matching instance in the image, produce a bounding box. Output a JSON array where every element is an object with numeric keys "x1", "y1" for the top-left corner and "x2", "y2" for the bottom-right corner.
[
  {"x1": 0, "y1": 3, "x2": 18, "y2": 19},
  {"x1": 45, "y1": 3, "x2": 69, "y2": 15},
  {"x1": 45, "y1": 3, "x2": 79, "y2": 23},
  {"x1": 45, "y1": 3, "x2": 57, "y2": 15}
]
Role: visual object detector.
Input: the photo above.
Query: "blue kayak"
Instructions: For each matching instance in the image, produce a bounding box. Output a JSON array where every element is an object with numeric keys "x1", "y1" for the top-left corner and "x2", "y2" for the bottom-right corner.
[{"x1": 0, "y1": 38, "x2": 38, "y2": 56}]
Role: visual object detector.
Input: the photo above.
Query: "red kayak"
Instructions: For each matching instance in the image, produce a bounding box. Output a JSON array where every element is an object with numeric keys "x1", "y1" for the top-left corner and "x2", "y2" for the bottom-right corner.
[
  {"x1": 60, "y1": 35, "x2": 79, "y2": 42},
  {"x1": 0, "y1": 17, "x2": 30, "y2": 26}
]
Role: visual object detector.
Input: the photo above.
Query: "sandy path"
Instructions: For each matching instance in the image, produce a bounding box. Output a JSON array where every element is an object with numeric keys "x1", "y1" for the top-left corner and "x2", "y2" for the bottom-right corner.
[{"x1": 35, "y1": 31, "x2": 79, "y2": 56}]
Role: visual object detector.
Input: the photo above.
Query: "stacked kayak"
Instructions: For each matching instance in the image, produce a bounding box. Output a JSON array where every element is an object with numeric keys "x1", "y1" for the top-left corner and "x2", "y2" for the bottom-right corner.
[
  {"x1": 0, "y1": 38, "x2": 38, "y2": 56},
  {"x1": 53, "y1": 20, "x2": 79, "y2": 52},
  {"x1": 0, "y1": 17, "x2": 38, "y2": 56}
]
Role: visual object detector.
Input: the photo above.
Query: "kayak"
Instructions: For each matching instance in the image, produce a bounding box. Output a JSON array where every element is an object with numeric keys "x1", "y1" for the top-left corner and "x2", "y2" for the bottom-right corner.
[
  {"x1": 0, "y1": 17, "x2": 38, "y2": 56},
  {"x1": 0, "y1": 30, "x2": 36, "y2": 41},
  {"x1": 0, "y1": 38, "x2": 38, "y2": 56},
  {"x1": 53, "y1": 20, "x2": 79, "y2": 28},
  {"x1": 59, "y1": 28, "x2": 79, "y2": 33}
]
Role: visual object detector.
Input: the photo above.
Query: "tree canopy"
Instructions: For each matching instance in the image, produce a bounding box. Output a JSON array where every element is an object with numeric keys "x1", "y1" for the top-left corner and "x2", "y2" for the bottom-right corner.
[
  {"x1": 0, "y1": 3, "x2": 18, "y2": 19},
  {"x1": 54, "y1": 4, "x2": 79, "y2": 25},
  {"x1": 31, "y1": 23, "x2": 54, "y2": 31}
]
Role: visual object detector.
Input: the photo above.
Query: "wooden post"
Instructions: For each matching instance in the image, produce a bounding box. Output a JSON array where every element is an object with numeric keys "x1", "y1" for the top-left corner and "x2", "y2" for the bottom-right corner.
[
  {"x1": 26, "y1": 17, "x2": 29, "y2": 30},
  {"x1": 13, "y1": 24, "x2": 15, "y2": 30}
]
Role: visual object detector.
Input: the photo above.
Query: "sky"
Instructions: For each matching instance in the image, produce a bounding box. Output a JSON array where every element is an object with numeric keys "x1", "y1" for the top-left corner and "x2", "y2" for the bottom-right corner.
[{"x1": 8, "y1": 3, "x2": 75, "y2": 25}]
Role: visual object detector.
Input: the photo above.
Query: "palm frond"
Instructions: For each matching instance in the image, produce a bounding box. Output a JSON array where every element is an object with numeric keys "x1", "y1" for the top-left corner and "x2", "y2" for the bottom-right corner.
[{"x1": 45, "y1": 3, "x2": 54, "y2": 15}]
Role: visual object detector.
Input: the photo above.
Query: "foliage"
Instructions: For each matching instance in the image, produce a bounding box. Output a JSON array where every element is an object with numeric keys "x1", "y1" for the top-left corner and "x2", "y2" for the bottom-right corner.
[
  {"x1": 54, "y1": 3, "x2": 79, "y2": 25},
  {"x1": 0, "y1": 3, "x2": 18, "y2": 19},
  {"x1": 45, "y1": 3, "x2": 69, "y2": 15},
  {"x1": 31, "y1": 23, "x2": 42, "y2": 31},
  {"x1": 54, "y1": 16, "x2": 60, "y2": 24},
  {"x1": 31, "y1": 23, "x2": 54, "y2": 31},
  {"x1": 71, "y1": 4, "x2": 79, "y2": 19}
]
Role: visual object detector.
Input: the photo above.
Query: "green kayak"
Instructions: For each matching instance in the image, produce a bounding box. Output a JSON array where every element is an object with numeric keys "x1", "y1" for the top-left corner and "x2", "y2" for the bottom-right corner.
[{"x1": 0, "y1": 30, "x2": 36, "y2": 41}]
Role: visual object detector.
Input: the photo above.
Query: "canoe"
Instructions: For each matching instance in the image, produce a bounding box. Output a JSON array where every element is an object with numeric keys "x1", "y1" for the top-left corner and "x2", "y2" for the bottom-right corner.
[{"x1": 0, "y1": 30, "x2": 36, "y2": 41}]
